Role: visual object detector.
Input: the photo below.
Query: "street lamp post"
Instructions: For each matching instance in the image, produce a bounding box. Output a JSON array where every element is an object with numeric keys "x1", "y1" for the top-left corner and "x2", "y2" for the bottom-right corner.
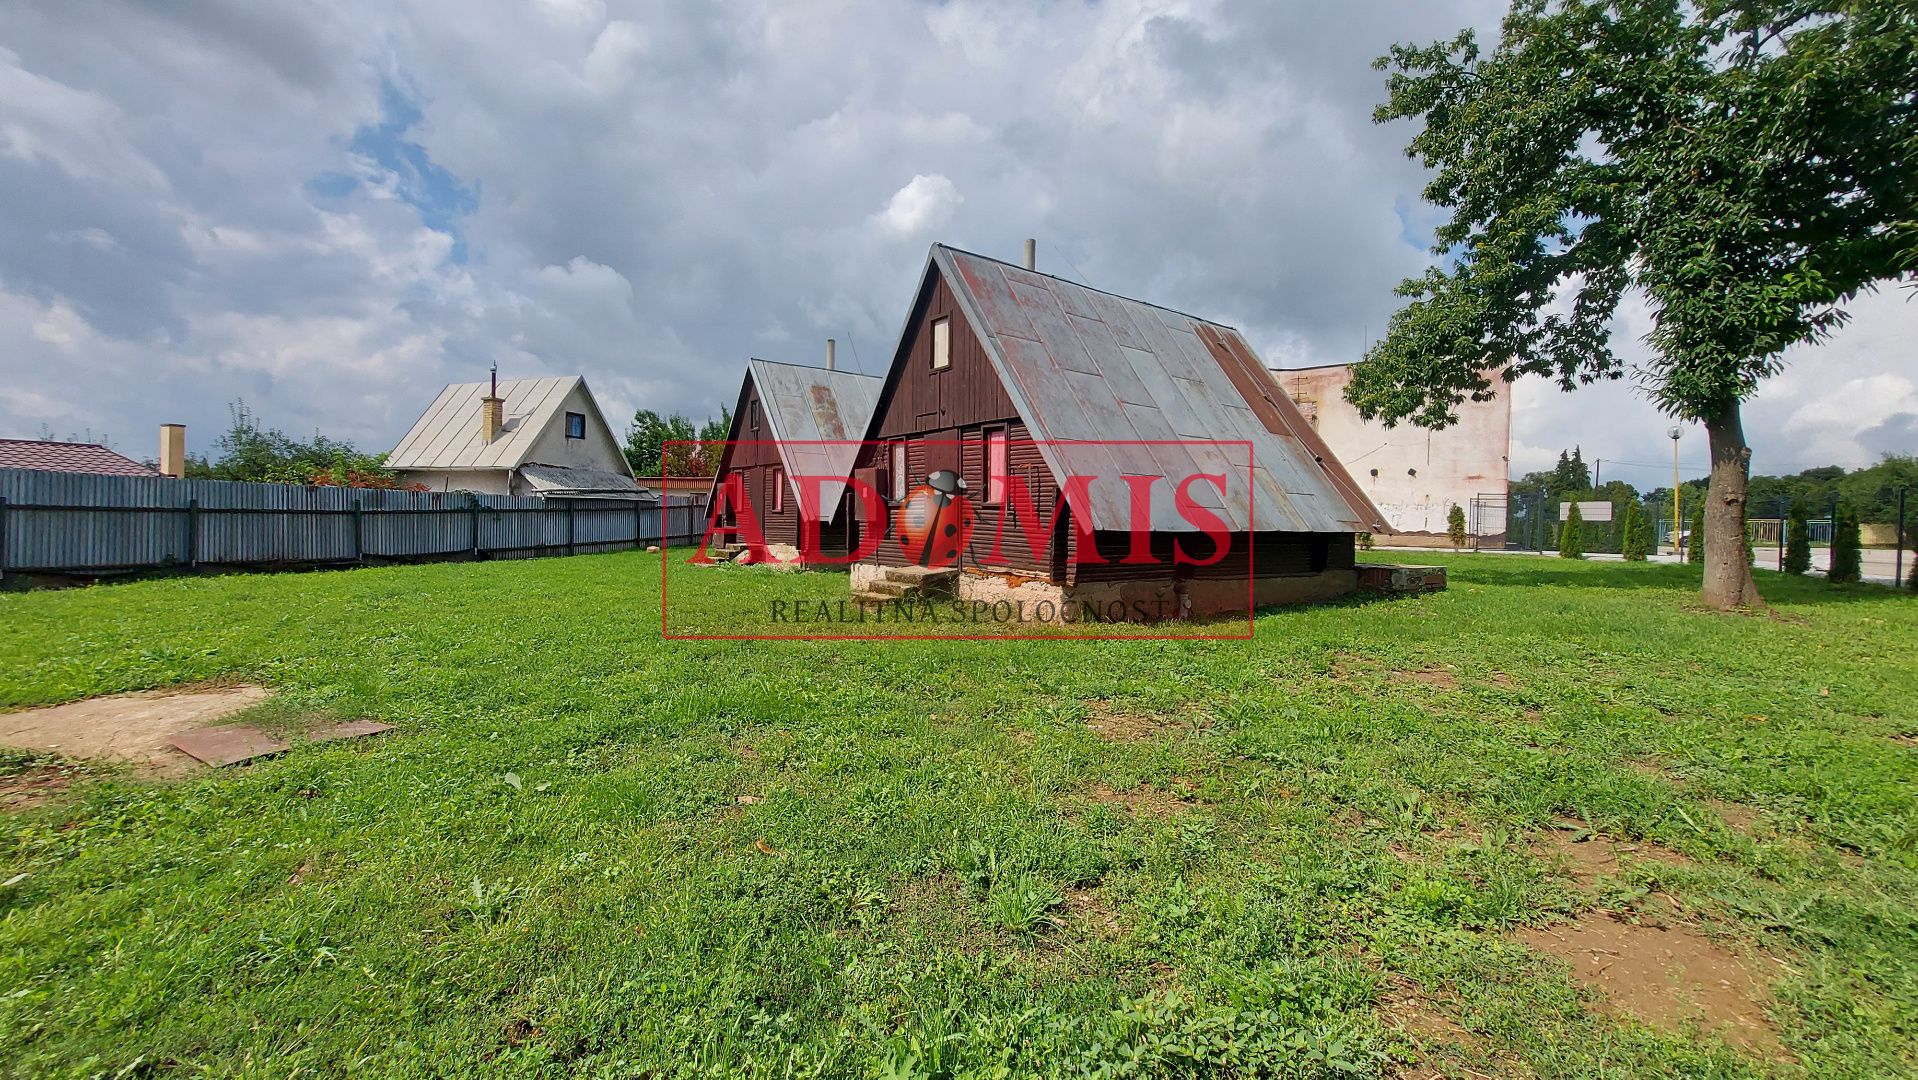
[{"x1": 1667, "y1": 427, "x2": 1683, "y2": 559}]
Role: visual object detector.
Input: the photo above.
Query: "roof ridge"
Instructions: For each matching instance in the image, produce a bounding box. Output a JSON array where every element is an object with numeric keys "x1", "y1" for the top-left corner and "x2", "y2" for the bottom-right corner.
[
  {"x1": 749, "y1": 357, "x2": 881, "y2": 380},
  {"x1": 931, "y1": 242, "x2": 1240, "y2": 333},
  {"x1": 0, "y1": 437, "x2": 112, "y2": 448}
]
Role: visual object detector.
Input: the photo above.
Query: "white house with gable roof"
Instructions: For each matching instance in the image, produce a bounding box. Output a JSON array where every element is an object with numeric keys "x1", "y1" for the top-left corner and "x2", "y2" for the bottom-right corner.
[{"x1": 386, "y1": 373, "x2": 642, "y2": 498}]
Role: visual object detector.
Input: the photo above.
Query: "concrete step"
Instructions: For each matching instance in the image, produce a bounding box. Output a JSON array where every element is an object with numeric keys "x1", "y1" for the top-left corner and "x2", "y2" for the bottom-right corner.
[
  {"x1": 880, "y1": 565, "x2": 960, "y2": 587},
  {"x1": 850, "y1": 590, "x2": 897, "y2": 604},
  {"x1": 864, "y1": 579, "x2": 914, "y2": 598}
]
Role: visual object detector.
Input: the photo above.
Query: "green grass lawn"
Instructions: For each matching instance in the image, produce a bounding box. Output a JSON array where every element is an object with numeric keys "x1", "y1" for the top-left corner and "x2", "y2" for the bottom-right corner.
[{"x1": 1, "y1": 552, "x2": 1914, "y2": 1078}]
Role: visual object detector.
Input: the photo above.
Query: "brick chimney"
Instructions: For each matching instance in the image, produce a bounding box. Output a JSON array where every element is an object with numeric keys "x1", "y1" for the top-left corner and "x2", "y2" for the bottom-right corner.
[
  {"x1": 159, "y1": 423, "x2": 186, "y2": 478},
  {"x1": 480, "y1": 365, "x2": 503, "y2": 443}
]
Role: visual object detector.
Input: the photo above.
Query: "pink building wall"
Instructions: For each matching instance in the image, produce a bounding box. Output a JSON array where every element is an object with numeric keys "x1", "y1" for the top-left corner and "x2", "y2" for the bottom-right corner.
[{"x1": 1273, "y1": 364, "x2": 1510, "y2": 544}]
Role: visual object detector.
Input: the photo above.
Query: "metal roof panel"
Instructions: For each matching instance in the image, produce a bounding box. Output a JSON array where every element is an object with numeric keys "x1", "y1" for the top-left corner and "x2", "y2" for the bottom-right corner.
[{"x1": 932, "y1": 245, "x2": 1385, "y2": 533}]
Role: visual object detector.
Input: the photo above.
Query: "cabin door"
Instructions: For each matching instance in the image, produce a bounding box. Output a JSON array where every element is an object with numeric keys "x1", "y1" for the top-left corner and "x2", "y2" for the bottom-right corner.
[{"x1": 925, "y1": 428, "x2": 960, "y2": 489}]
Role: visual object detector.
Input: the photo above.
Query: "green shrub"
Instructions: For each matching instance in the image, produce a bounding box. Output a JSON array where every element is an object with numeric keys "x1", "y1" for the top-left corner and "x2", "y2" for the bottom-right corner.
[
  {"x1": 1620, "y1": 502, "x2": 1648, "y2": 561},
  {"x1": 1785, "y1": 501, "x2": 1812, "y2": 574},
  {"x1": 1447, "y1": 503, "x2": 1467, "y2": 550},
  {"x1": 1559, "y1": 502, "x2": 1585, "y2": 559},
  {"x1": 1688, "y1": 505, "x2": 1705, "y2": 564},
  {"x1": 1830, "y1": 503, "x2": 1863, "y2": 583}
]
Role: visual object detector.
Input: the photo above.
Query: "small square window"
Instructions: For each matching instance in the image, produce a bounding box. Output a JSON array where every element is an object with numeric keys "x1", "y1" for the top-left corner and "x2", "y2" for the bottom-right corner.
[
  {"x1": 565, "y1": 412, "x2": 586, "y2": 440},
  {"x1": 931, "y1": 317, "x2": 951, "y2": 371}
]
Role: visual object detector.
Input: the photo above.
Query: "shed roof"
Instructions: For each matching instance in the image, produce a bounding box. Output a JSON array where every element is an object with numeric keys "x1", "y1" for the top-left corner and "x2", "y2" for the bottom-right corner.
[
  {"x1": 517, "y1": 463, "x2": 654, "y2": 501},
  {"x1": 0, "y1": 439, "x2": 158, "y2": 477},
  {"x1": 885, "y1": 245, "x2": 1383, "y2": 533},
  {"x1": 386, "y1": 376, "x2": 628, "y2": 475},
  {"x1": 736, "y1": 359, "x2": 882, "y2": 518}
]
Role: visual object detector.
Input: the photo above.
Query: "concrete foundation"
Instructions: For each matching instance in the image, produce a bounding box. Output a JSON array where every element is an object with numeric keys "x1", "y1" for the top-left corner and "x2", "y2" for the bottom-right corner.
[{"x1": 851, "y1": 563, "x2": 1357, "y2": 623}]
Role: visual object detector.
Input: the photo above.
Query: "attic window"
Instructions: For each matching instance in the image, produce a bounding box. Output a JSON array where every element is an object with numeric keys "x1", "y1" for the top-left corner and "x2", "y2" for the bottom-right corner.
[
  {"x1": 750, "y1": 401, "x2": 761, "y2": 432},
  {"x1": 565, "y1": 412, "x2": 586, "y2": 440},
  {"x1": 931, "y1": 317, "x2": 951, "y2": 371}
]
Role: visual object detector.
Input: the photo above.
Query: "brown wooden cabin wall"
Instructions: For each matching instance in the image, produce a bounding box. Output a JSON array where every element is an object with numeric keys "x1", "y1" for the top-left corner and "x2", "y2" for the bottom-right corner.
[{"x1": 858, "y1": 264, "x2": 1062, "y2": 579}]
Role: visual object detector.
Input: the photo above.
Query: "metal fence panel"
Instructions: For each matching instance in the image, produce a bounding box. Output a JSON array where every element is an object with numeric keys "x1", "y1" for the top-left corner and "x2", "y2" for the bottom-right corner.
[{"x1": 0, "y1": 468, "x2": 708, "y2": 575}]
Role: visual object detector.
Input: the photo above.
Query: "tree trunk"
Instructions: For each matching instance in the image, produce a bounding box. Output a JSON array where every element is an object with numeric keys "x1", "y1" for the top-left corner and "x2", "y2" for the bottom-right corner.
[{"x1": 1701, "y1": 400, "x2": 1763, "y2": 610}]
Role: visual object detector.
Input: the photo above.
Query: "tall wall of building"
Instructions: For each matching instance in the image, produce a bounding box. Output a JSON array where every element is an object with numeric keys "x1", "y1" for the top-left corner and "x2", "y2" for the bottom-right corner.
[{"x1": 1273, "y1": 364, "x2": 1510, "y2": 544}]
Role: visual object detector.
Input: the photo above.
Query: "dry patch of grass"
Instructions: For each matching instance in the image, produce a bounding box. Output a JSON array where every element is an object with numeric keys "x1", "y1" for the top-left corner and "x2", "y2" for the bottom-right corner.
[
  {"x1": 1081, "y1": 701, "x2": 1193, "y2": 742},
  {"x1": 1380, "y1": 981, "x2": 1478, "y2": 1049},
  {"x1": 1061, "y1": 886, "x2": 1124, "y2": 940},
  {"x1": 0, "y1": 762, "x2": 83, "y2": 812},
  {"x1": 1393, "y1": 666, "x2": 1461, "y2": 690},
  {"x1": 1083, "y1": 782, "x2": 1197, "y2": 818},
  {"x1": 1532, "y1": 829, "x2": 1694, "y2": 889},
  {"x1": 1515, "y1": 916, "x2": 1788, "y2": 1059}
]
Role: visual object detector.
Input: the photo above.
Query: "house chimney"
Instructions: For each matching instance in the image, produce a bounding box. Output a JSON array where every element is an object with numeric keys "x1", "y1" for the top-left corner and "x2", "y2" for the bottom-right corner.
[
  {"x1": 1023, "y1": 237, "x2": 1036, "y2": 270},
  {"x1": 159, "y1": 423, "x2": 186, "y2": 478},
  {"x1": 826, "y1": 338, "x2": 836, "y2": 371},
  {"x1": 481, "y1": 364, "x2": 504, "y2": 443}
]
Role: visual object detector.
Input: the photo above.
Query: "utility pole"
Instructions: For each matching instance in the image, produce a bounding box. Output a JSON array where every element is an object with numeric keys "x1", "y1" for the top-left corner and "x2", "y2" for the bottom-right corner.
[
  {"x1": 1898, "y1": 487, "x2": 1908, "y2": 588},
  {"x1": 1667, "y1": 427, "x2": 1683, "y2": 559}
]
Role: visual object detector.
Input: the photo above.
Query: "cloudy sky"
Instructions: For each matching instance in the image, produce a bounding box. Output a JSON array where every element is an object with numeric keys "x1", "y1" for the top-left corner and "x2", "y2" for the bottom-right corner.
[{"x1": 2, "y1": 0, "x2": 1911, "y2": 487}]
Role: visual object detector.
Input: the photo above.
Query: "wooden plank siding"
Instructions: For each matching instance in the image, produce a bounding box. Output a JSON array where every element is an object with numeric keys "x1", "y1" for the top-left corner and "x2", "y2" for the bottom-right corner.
[
  {"x1": 857, "y1": 264, "x2": 1063, "y2": 579},
  {"x1": 712, "y1": 377, "x2": 857, "y2": 558}
]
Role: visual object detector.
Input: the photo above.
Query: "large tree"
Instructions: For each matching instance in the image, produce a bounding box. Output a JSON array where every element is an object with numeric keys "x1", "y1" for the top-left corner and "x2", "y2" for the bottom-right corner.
[{"x1": 1350, "y1": 0, "x2": 1918, "y2": 608}]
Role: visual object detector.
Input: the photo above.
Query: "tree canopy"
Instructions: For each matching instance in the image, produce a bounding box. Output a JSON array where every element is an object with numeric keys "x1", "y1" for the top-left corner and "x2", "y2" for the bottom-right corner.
[
  {"x1": 623, "y1": 407, "x2": 731, "y2": 477},
  {"x1": 1353, "y1": 0, "x2": 1918, "y2": 608},
  {"x1": 186, "y1": 401, "x2": 413, "y2": 489}
]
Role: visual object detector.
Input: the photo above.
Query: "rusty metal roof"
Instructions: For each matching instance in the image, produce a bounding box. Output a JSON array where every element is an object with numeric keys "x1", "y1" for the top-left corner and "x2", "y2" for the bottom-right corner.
[
  {"x1": 747, "y1": 359, "x2": 882, "y2": 518},
  {"x1": 927, "y1": 245, "x2": 1385, "y2": 533}
]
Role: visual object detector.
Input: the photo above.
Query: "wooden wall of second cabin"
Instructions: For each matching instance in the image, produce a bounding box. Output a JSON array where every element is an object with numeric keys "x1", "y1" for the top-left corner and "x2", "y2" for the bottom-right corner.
[{"x1": 715, "y1": 379, "x2": 801, "y2": 547}]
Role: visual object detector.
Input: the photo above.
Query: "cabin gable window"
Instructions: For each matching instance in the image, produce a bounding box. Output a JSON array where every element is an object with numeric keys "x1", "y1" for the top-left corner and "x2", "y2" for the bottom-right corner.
[
  {"x1": 930, "y1": 317, "x2": 951, "y2": 371},
  {"x1": 565, "y1": 412, "x2": 586, "y2": 440}
]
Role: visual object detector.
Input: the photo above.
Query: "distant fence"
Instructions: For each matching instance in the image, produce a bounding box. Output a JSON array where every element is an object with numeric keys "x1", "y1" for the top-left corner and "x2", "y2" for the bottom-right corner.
[{"x1": 0, "y1": 468, "x2": 708, "y2": 578}]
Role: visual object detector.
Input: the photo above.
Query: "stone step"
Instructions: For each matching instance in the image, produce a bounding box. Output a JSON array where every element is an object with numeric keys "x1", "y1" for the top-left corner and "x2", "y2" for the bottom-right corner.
[
  {"x1": 880, "y1": 565, "x2": 960, "y2": 587},
  {"x1": 850, "y1": 590, "x2": 897, "y2": 604},
  {"x1": 863, "y1": 579, "x2": 914, "y2": 598}
]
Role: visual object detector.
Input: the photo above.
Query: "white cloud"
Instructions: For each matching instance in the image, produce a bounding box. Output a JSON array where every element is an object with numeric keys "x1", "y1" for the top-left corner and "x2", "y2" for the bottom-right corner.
[{"x1": 875, "y1": 174, "x2": 963, "y2": 236}]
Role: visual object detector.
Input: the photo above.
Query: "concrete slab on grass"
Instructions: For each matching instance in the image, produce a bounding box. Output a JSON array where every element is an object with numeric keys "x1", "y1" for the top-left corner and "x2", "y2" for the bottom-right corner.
[{"x1": 169, "y1": 725, "x2": 291, "y2": 767}]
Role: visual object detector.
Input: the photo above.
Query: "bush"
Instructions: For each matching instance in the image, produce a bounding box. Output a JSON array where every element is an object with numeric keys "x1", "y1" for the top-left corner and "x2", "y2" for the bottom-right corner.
[
  {"x1": 1784, "y1": 502, "x2": 1812, "y2": 574},
  {"x1": 1447, "y1": 503, "x2": 1467, "y2": 550},
  {"x1": 1688, "y1": 505, "x2": 1705, "y2": 564},
  {"x1": 1357, "y1": 531, "x2": 1374, "y2": 551},
  {"x1": 1559, "y1": 502, "x2": 1585, "y2": 559},
  {"x1": 1620, "y1": 502, "x2": 1648, "y2": 561},
  {"x1": 1829, "y1": 503, "x2": 1862, "y2": 583}
]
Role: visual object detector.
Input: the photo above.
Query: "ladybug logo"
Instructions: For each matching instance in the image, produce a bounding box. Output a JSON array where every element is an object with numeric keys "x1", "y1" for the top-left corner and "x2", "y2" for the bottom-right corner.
[{"x1": 897, "y1": 468, "x2": 975, "y2": 568}]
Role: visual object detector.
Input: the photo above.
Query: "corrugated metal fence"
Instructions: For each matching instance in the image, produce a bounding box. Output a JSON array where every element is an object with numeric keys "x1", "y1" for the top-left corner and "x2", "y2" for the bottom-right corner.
[{"x1": 0, "y1": 468, "x2": 707, "y2": 577}]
